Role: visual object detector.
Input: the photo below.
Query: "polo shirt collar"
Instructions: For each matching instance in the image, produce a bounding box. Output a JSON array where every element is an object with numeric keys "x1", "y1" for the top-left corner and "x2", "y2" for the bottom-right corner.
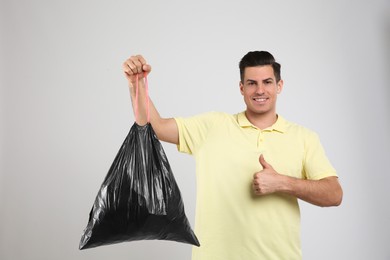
[{"x1": 237, "y1": 111, "x2": 287, "y2": 133}]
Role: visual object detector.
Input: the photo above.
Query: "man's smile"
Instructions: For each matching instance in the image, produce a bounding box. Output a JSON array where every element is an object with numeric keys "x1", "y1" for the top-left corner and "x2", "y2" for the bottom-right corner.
[{"x1": 252, "y1": 96, "x2": 268, "y2": 103}]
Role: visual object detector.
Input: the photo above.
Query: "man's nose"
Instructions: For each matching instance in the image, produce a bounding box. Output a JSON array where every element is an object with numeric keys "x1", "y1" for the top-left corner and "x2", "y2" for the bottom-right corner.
[{"x1": 256, "y1": 84, "x2": 265, "y2": 94}]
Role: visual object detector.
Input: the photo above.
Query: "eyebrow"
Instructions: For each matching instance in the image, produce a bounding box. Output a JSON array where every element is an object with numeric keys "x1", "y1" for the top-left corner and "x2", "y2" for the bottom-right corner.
[
  {"x1": 246, "y1": 78, "x2": 274, "y2": 83},
  {"x1": 246, "y1": 79, "x2": 257, "y2": 83}
]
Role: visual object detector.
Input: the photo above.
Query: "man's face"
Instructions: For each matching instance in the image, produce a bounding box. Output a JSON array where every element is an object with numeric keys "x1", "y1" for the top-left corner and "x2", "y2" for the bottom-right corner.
[{"x1": 240, "y1": 65, "x2": 283, "y2": 118}]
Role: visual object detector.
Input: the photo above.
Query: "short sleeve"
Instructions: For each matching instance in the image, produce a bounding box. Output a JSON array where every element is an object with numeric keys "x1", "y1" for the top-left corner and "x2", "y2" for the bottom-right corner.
[
  {"x1": 303, "y1": 132, "x2": 337, "y2": 180},
  {"x1": 174, "y1": 112, "x2": 222, "y2": 155}
]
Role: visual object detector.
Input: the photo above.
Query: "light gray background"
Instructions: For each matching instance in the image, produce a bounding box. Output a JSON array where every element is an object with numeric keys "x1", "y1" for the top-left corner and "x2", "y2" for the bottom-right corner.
[{"x1": 1, "y1": 0, "x2": 389, "y2": 259}]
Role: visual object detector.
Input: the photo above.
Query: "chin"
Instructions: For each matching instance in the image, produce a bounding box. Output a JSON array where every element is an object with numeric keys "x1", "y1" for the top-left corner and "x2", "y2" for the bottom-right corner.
[{"x1": 247, "y1": 109, "x2": 267, "y2": 116}]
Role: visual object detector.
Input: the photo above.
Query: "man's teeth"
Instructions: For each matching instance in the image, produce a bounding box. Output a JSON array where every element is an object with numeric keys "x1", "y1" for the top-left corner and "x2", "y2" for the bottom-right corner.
[{"x1": 254, "y1": 98, "x2": 267, "y2": 101}]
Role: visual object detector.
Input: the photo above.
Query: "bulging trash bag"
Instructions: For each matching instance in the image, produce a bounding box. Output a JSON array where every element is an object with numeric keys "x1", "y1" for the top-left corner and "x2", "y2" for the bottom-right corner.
[
  {"x1": 79, "y1": 123, "x2": 200, "y2": 249},
  {"x1": 79, "y1": 74, "x2": 199, "y2": 249}
]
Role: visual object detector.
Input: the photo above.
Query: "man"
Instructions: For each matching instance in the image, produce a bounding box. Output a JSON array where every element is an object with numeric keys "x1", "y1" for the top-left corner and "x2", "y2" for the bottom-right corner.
[{"x1": 123, "y1": 51, "x2": 343, "y2": 260}]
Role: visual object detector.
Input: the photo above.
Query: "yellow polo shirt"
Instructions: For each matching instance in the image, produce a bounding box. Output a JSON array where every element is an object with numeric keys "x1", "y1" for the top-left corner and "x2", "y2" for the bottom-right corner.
[{"x1": 174, "y1": 111, "x2": 337, "y2": 260}]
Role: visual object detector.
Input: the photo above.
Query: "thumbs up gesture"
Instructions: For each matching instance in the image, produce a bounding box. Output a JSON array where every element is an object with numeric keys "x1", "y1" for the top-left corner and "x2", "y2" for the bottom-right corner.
[{"x1": 253, "y1": 155, "x2": 284, "y2": 195}]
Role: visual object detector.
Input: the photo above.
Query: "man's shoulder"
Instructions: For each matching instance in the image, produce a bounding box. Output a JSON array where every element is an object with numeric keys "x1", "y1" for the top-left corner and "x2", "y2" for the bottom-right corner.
[{"x1": 280, "y1": 116, "x2": 318, "y2": 137}]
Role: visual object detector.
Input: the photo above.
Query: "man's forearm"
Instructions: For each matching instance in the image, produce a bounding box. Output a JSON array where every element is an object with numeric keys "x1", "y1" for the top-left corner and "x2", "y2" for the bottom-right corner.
[
  {"x1": 279, "y1": 176, "x2": 343, "y2": 207},
  {"x1": 129, "y1": 79, "x2": 179, "y2": 144},
  {"x1": 129, "y1": 78, "x2": 158, "y2": 125},
  {"x1": 123, "y1": 55, "x2": 179, "y2": 144}
]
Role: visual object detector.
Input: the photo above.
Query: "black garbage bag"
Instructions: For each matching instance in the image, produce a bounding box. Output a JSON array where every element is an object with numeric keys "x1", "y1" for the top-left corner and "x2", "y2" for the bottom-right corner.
[{"x1": 79, "y1": 122, "x2": 200, "y2": 249}]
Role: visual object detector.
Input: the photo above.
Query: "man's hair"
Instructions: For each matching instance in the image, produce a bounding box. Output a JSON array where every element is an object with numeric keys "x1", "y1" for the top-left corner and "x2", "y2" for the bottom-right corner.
[{"x1": 239, "y1": 51, "x2": 281, "y2": 82}]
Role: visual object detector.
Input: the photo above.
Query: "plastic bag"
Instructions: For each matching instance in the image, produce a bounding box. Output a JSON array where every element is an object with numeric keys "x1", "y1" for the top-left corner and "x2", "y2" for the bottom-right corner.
[{"x1": 79, "y1": 75, "x2": 199, "y2": 249}]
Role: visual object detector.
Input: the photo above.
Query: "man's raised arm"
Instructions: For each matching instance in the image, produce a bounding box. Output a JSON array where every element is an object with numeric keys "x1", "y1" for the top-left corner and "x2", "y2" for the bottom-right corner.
[{"x1": 123, "y1": 55, "x2": 179, "y2": 144}]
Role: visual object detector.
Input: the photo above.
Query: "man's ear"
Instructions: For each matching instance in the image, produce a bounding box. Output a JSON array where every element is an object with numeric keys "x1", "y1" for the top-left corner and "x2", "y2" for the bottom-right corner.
[
  {"x1": 277, "y1": 79, "x2": 284, "y2": 94},
  {"x1": 239, "y1": 81, "x2": 244, "y2": 95}
]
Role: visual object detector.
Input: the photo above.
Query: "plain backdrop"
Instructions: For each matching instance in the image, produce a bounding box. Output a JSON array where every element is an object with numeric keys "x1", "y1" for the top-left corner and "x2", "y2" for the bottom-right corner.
[{"x1": 1, "y1": 0, "x2": 389, "y2": 259}]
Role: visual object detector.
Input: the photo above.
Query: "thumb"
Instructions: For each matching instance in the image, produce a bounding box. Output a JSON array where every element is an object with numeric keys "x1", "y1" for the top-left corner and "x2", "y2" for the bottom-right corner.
[
  {"x1": 142, "y1": 64, "x2": 152, "y2": 73},
  {"x1": 259, "y1": 154, "x2": 271, "y2": 169}
]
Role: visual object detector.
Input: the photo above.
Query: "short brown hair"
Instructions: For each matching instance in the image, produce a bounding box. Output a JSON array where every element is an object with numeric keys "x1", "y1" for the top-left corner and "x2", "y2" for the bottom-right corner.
[{"x1": 239, "y1": 51, "x2": 281, "y2": 82}]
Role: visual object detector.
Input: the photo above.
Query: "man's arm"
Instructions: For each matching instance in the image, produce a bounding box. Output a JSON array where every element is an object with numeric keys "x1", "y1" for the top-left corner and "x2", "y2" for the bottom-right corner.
[
  {"x1": 123, "y1": 55, "x2": 179, "y2": 144},
  {"x1": 253, "y1": 155, "x2": 343, "y2": 207}
]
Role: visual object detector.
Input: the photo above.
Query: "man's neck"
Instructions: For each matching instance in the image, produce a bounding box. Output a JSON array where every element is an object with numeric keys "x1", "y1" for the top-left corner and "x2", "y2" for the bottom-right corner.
[{"x1": 245, "y1": 110, "x2": 278, "y2": 130}]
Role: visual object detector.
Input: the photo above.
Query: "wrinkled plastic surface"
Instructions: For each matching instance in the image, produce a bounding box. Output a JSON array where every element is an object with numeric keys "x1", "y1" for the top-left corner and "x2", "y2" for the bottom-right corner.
[{"x1": 79, "y1": 123, "x2": 200, "y2": 249}]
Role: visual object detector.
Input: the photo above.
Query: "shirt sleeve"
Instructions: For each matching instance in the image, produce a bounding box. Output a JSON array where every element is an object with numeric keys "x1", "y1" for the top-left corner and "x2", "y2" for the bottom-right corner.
[
  {"x1": 303, "y1": 132, "x2": 338, "y2": 180},
  {"x1": 174, "y1": 112, "x2": 221, "y2": 155}
]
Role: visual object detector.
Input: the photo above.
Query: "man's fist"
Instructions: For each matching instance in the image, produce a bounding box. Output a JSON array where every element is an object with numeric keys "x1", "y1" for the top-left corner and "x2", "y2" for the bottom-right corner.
[
  {"x1": 253, "y1": 154, "x2": 283, "y2": 195},
  {"x1": 123, "y1": 55, "x2": 152, "y2": 85}
]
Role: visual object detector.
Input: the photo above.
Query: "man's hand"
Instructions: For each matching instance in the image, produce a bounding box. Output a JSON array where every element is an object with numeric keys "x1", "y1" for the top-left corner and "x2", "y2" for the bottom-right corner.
[
  {"x1": 123, "y1": 55, "x2": 152, "y2": 85},
  {"x1": 252, "y1": 155, "x2": 343, "y2": 206},
  {"x1": 253, "y1": 154, "x2": 284, "y2": 195}
]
